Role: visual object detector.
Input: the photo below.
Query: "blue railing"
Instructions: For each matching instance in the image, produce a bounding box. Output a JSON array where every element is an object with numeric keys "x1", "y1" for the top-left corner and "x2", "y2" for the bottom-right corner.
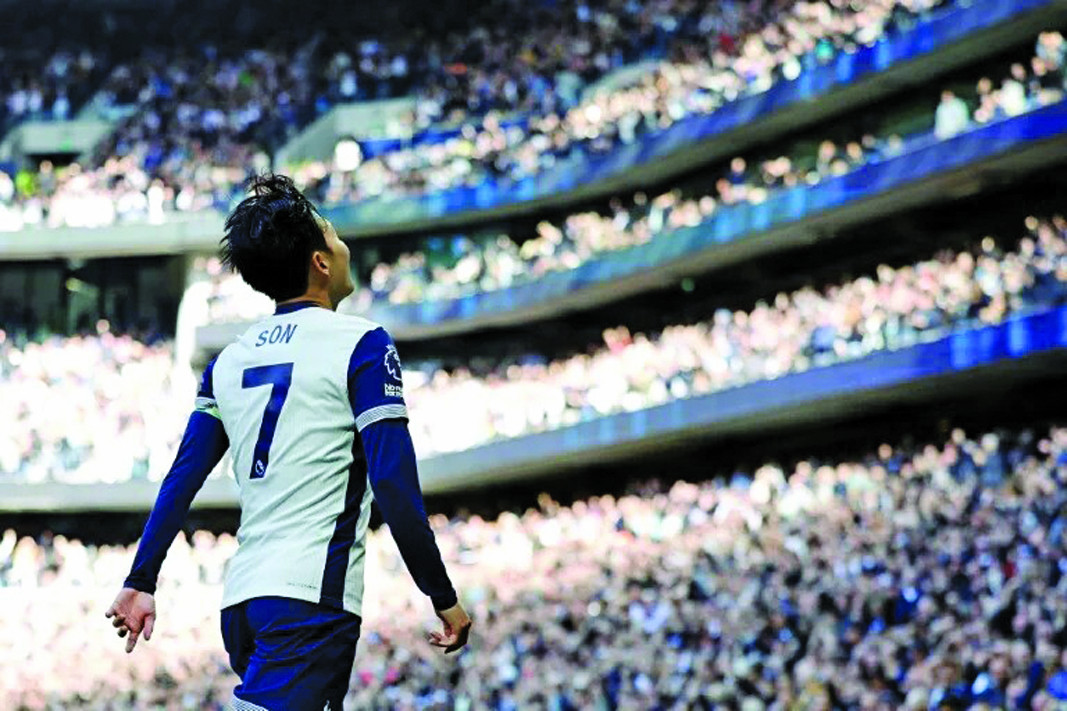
[
  {"x1": 420, "y1": 306, "x2": 1067, "y2": 488},
  {"x1": 364, "y1": 101, "x2": 1067, "y2": 330},
  {"x1": 322, "y1": 0, "x2": 1052, "y2": 228}
]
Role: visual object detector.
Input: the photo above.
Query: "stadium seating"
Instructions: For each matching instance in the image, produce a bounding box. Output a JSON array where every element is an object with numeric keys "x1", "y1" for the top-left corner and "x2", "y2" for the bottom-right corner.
[
  {"x1": 2, "y1": 0, "x2": 1022, "y2": 237},
  {"x1": 5, "y1": 426, "x2": 1067, "y2": 708},
  {"x1": 356, "y1": 98, "x2": 1067, "y2": 335},
  {"x1": 312, "y1": 0, "x2": 1056, "y2": 228},
  {"x1": 193, "y1": 90, "x2": 1067, "y2": 345},
  {"x1": 3, "y1": 216, "x2": 1064, "y2": 490}
]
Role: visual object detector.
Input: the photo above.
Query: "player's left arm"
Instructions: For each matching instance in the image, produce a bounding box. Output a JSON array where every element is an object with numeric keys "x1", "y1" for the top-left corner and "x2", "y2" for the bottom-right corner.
[
  {"x1": 106, "y1": 360, "x2": 229, "y2": 653},
  {"x1": 348, "y1": 329, "x2": 461, "y2": 612}
]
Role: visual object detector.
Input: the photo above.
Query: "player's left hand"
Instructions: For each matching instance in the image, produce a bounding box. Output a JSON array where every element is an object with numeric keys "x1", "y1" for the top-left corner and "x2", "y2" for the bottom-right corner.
[
  {"x1": 429, "y1": 601, "x2": 472, "y2": 654},
  {"x1": 105, "y1": 587, "x2": 156, "y2": 653}
]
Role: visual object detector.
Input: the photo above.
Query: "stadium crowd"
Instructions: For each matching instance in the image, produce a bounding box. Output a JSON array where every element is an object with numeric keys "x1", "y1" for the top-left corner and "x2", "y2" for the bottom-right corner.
[
  {"x1": 401, "y1": 216, "x2": 1067, "y2": 455},
  {"x1": 5, "y1": 5, "x2": 1067, "y2": 711},
  {"x1": 0, "y1": 48, "x2": 102, "y2": 132},
  {"x1": 3, "y1": 215, "x2": 1065, "y2": 485},
  {"x1": 352, "y1": 139, "x2": 889, "y2": 307},
  {"x1": 192, "y1": 111, "x2": 910, "y2": 319},
  {"x1": 0, "y1": 0, "x2": 966, "y2": 232},
  {"x1": 0, "y1": 326, "x2": 191, "y2": 485},
  {"x1": 6, "y1": 424, "x2": 1067, "y2": 708},
  {"x1": 353, "y1": 40, "x2": 1064, "y2": 308},
  {"x1": 294, "y1": 0, "x2": 956, "y2": 203},
  {"x1": 196, "y1": 43, "x2": 1065, "y2": 320}
]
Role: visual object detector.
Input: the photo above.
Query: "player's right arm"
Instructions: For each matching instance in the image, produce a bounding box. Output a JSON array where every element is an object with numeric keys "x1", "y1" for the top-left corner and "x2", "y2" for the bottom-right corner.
[
  {"x1": 349, "y1": 327, "x2": 472, "y2": 653},
  {"x1": 105, "y1": 359, "x2": 230, "y2": 653}
]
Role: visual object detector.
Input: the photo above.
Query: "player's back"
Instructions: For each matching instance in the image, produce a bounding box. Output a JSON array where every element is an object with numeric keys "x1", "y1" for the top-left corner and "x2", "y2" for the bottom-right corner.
[{"x1": 209, "y1": 304, "x2": 383, "y2": 614}]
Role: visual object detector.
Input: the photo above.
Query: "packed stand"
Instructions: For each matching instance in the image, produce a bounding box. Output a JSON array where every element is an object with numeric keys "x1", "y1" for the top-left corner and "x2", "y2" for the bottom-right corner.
[
  {"x1": 325, "y1": 0, "x2": 708, "y2": 119},
  {"x1": 0, "y1": 0, "x2": 967, "y2": 232},
  {"x1": 352, "y1": 141, "x2": 893, "y2": 307},
  {"x1": 0, "y1": 325, "x2": 194, "y2": 485},
  {"x1": 0, "y1": 49, "x2": 104, "y2": 133},
  {"x1": 402, "y1": 216, "x2": 1067, "y2": 455},
  {"x1": 0, "y1": 0, "x2": 237, "y2": 134},
  {"x1": 7, "y1": 425, "x2": 1067, "y2": 708},
  {"x1": 196, "y1": 125, "x2": 900, "y2": 318},
  {"x1": 295, "y1": 0, "x2": 955, "y2": 204},
  {"x1": 0, "y1": 0, "x2": 726, "y2": 232},
  {"x1": 7, "y1": 216, "x2": 1066, "y2": 486},
  {"x1": 344, "y1": 39, "x2": 1066, "y2": 308}
]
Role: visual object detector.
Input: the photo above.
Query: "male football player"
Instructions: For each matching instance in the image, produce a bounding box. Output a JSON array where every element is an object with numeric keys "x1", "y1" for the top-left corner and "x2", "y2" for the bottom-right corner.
[{"x1": 106, "y1": 174, "x2": 471, "y2": 710}]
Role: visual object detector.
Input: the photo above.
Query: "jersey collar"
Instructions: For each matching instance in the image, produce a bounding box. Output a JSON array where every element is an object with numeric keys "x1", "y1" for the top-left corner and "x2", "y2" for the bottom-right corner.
[{"x1": 274, "y1": 300, "x2": 325, "y2": 315}]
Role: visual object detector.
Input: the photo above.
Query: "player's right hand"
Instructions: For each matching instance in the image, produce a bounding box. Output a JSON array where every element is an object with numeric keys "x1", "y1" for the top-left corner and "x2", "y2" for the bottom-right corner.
[
  {"x1": 428, "y1": 601, "x2": 472, "y2": 654},
  {"x1": 105, "y1": 588, "x2": 156, "y2": 654}
]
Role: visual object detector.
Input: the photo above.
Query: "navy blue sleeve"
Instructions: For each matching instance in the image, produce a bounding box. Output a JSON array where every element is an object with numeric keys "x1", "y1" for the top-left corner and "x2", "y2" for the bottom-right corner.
[
  {"x1": 348, "y1": 328, "x2": 456, "y2": 610},
  {"x1": 124, "y1": 361, "x2": 229, "y2": 594},
  {"x1": 360, "y1": 419, "x2": 457, "y2": 611},
  {"x1": 347, "y1": 327, "x2": 408, "y2": 432}
]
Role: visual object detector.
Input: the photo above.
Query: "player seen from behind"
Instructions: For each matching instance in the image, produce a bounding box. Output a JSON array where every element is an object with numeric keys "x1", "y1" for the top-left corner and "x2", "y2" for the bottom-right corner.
[{"x1": 105, "y1": 174, "x2": 471, "y2": 710}]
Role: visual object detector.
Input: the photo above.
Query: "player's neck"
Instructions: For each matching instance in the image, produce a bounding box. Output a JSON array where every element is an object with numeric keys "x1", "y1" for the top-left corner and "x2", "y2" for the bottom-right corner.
[{"x1": 276, "y1": 291, "x2": 335, "y2": 312}]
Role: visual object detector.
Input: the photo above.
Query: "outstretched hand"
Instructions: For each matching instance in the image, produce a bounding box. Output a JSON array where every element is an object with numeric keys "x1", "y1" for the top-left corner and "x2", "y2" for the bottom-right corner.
[
  {"x1": 105, "y1": 588, "x2": 156, "y2": 653},
  {"x1": 428, "y1": 602, "x2": 472, "y2": 654}
]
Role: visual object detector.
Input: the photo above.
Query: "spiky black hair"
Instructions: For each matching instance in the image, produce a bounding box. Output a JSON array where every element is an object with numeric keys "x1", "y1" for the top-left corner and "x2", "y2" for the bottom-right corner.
[{"x1": 220, "y1": 174, "x2": 327, "y2": 302}]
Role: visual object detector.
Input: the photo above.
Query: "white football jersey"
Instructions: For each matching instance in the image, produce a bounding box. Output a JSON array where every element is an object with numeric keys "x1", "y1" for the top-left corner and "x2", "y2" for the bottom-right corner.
[{"x1": 197, "y1": 302, "x2": 408, "y2": 616}]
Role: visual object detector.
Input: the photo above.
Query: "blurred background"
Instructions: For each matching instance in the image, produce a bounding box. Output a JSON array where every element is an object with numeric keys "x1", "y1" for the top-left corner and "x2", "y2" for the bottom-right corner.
[{"x1": 3, "y1": 0, "x2": 1067, "y2": 708}]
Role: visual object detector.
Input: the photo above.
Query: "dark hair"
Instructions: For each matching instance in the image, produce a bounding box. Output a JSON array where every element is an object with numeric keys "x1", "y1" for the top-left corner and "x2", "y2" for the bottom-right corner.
[{"x1": 220, "y1": 174, "x2": 327, "y2": 301}]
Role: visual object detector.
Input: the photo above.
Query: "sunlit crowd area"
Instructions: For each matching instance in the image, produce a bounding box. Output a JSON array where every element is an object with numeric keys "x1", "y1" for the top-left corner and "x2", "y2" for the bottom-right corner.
[
  {"x1": 4, "y1": 426, "x2": 1067, "y2": 709},
  {"x1": 4, "y1": 215, "x2": 1064, "y2": 483}
]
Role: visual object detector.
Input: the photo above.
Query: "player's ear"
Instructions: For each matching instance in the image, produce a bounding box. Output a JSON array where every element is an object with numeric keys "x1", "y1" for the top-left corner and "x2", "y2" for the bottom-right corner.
[{"x1": 311, "y1": 249, "x2": 331, "y2": 277}]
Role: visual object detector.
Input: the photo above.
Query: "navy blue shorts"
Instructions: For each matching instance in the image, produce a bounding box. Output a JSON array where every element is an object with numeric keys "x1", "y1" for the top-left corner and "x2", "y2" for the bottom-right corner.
[{"x1": 221, "y1": 596, "x2": 361, "y2": 711}]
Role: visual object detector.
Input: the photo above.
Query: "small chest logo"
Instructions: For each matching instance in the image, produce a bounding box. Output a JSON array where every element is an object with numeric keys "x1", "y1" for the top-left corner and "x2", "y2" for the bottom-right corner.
[{"x1": 384, "y1": 344, "x2": 403, "y2": 382}]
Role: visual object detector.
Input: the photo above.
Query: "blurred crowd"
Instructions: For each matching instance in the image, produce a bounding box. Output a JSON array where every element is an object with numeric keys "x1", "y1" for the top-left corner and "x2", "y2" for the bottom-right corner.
[
  {"x1": 0, "y1": 325, "x2": 192, "y2": 485},
  {"x1": 185, "y1": 256, "x2": 276, "y2": 327},
  {"x1": 402, "y1": 216, "x2": 1067, "y2": 455},
  {"x1": 159, "y1": 29, "x2": 1067, "y2": 326},
  {"x1": 352, "y1": 35, "x2": 1065, "y2": 307},
  {"x1": 935, "y1": 31, "x2": 1066, "y2": 140},
  {"x1": 7, "y1": 424, "x2": 1067, "y2": 709},
  {"x1": 0, "y1": 48, "x2": 103, "y2": 132},
  {"x1": 293, "y1": 0, "x2": 952, "y2": 204},
  {"x1": 6, "y1": 5, "x2": 1067, "y2": 708},
  {"x1": 4, "y1": 216, "x2": 1065, "y2": 485},
  {"x1": 0, "y1": 0, "x2": 962, "y2": 232},
  {"x1": 352, "y1": 139, "x2": 887, "y2": 307}
]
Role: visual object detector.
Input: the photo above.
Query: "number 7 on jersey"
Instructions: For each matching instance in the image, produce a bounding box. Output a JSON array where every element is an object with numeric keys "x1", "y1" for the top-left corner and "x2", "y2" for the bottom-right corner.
[{"x1": 242, "y1": 362, "x2": 294, "y2": 479}]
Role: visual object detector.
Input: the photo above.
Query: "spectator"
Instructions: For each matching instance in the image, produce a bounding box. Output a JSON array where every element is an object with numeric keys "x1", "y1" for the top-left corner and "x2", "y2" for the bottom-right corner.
[
  {"x1": 1000, "y1": 63, "x2": 1029, "y2": 117},
  {"x1": 1036, "y1": 30, "x2": 1066, "y2": 77},
  {"x1": 934, "y1": 89, "x2": 970, "y2": 139}
]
